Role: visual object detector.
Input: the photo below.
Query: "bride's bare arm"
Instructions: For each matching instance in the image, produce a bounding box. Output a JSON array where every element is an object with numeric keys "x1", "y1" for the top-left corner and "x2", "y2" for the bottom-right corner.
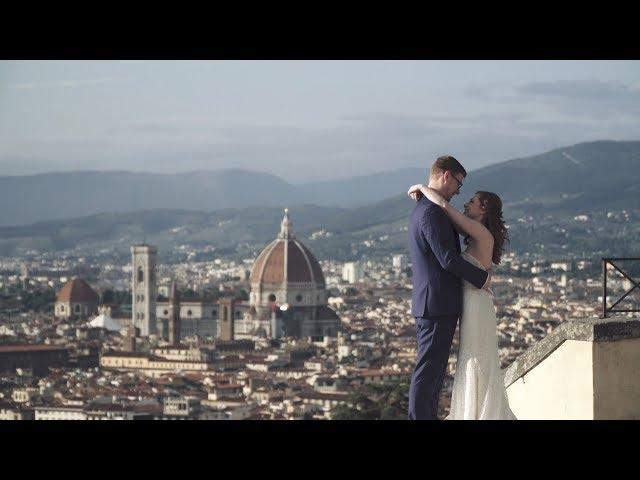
[{"x1": 408, "y1": 184, "x2": 493, "y2": 243}]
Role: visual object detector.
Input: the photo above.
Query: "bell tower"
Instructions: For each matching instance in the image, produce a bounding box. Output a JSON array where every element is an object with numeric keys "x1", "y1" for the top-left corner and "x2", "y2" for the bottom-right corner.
[
  {"x1": 131, "y1": 244, "x2": 158, "y2": 337},
  {"x1": 167, "y1": 280, "x2": 181, "y2": 345},
  {"x1": 218, "y1": 297, "x2": 235, "y2": 341}
]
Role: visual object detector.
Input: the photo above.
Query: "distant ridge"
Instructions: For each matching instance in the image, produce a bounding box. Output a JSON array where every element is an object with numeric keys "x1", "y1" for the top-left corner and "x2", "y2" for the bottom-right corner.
[
  {"x1": 0, "y1": 140, "x2": 638, "y2": 247},
  {"x1": 0, "y1": 166, "x2": 429, "y2": 227},
  {"x1": 339, "y1": 140, "x2": 640, "y2": 231}
]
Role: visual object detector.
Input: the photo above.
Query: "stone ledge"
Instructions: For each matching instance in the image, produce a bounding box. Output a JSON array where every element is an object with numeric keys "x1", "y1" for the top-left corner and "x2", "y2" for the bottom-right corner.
[{"x1": 503, "y1": 316, "x2": 640, "y2": 388}]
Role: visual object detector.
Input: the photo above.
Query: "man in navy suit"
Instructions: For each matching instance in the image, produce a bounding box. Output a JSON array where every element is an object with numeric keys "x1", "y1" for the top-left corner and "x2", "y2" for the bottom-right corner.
[{"x1": 407, "y1": 155, "x2": 490, "y2": 420}]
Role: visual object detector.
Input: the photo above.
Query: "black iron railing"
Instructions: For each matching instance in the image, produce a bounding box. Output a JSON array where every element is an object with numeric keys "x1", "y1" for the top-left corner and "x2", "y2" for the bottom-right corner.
[{"x1": 602, "y1": 257, "x2": 640, "y2": 318}]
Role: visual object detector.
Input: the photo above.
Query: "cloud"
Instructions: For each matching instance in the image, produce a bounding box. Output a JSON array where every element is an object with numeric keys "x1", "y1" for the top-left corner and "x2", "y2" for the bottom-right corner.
[
  {"x1": 518, "y1": 80, "x2": 640, "y2": 102},
  {"x1": 464, "y1": 82, "x2": 519, "y2": 102},
  {"x1": 12, "y1": 76, "x2": 134, "y2": 90},
  {"x1": 0, "y1": 115, "x2": 569, "y2": 181},
  {"x1": 3, "y1": 108, "x2": 638, "y2": 183},
  {"x1": 0, "y1": 155, "x2": 54, "y2": 175},
  {"x1": 467, "y1": 80, "x2": 640, "y2": 118}
]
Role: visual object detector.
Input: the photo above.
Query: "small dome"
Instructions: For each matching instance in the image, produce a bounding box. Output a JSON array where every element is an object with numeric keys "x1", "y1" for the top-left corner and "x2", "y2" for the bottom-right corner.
[{"x1": 56, "y1": 278, "x2": 99, "y2": 304}]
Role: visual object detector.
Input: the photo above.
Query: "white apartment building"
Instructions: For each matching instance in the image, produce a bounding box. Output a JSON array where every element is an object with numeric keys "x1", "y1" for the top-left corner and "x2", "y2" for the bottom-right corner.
[
  {"x1": 34, "y1": 406, "x2": 87, "y2": 420},
  {"x1": 342, "y1": 262, "x2": 363, "y2": 284}
]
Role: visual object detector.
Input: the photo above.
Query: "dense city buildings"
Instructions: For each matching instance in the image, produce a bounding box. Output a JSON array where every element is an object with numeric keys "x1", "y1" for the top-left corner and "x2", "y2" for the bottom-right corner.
[
  {"x1": 0, "y1": 208, "x2": 637, "y2": 419},
  {"x1": 0, "y1": 344, "x2": 69, "y2": 376}
]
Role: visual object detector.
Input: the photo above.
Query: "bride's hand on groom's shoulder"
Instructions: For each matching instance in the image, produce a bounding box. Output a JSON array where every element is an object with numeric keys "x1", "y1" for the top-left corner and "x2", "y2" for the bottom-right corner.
[{"x1": 407, "y1": 184, "x2": 423, "y2": 201}]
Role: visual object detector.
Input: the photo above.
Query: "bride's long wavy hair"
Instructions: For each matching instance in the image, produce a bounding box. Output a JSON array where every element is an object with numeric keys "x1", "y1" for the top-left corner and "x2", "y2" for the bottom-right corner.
[{"x1": 463, "y1": 191, "x2": 509, "y2": 265}]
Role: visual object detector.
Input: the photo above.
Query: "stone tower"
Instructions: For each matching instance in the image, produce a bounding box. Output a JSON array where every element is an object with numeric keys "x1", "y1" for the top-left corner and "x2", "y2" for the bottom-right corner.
[
  {"x1": 218, "y1": 297, "x2": 235, "y2": 341},
  {"x1": 167, "y1": 280, "x2": 181, "y2": 345},
  {"x1": 123, "y1": 325, "x2": 137, "y2": 352},
  {"x1": 131, "y1": 244, "x2": 157, "y2": 337}
]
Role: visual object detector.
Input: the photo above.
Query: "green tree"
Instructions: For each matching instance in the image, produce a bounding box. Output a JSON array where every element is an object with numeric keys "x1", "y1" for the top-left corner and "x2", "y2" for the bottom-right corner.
[
  {"x1": 332, "y1": 378, "x2": 410, "y2": 420},
  {"x1": 236, "y1": 289, "x2": 249, "y2": 301},
  {"x1": 20, "y1": 288, "x2": 56, "y2": 313},
  {"x1": 344, "y1": 287, "x2": 358, "y2": 297},
  {"x1": 102, "y1": 289, "x2": 115, "y2": 304}
]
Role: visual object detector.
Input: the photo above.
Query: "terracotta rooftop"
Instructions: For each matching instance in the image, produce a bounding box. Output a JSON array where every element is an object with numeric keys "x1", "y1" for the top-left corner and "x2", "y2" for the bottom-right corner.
[
  {"x1": 101, "y1": 351, "x2": 149, "y2": 358},
  {"x1": 296, "y1": 391, "x2": 350, "y2": 401},
  {"x1": 0, "y1": 344, "x2": 68, "y2": 353},
  {"x1": 56, "y1": 278, "x2": 99, "y2": 304}
]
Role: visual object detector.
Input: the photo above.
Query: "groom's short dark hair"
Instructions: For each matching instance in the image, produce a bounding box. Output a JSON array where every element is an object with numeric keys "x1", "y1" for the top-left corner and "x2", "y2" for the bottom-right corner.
[{"x1": 431, "y1": 155, "x2": 467, "y2": 178}]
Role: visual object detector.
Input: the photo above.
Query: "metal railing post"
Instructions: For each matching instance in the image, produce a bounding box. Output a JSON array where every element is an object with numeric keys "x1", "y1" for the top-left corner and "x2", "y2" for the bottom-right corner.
[
  {"x1": 601, "y1": 257, "x2": 640, "y2": 318},
  {"x1": 603, "y1": 258, "x2": 608, "y2": 318}
]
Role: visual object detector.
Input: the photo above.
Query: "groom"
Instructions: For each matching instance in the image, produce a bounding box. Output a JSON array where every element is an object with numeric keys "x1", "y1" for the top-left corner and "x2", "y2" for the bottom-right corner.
[{"x1": 407, "y1": 155, "x2": 490, "y2": 420}]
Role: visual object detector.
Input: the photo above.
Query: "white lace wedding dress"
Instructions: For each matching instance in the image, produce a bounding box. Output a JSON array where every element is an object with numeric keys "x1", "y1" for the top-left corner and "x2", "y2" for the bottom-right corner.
[{"x1": 446, "y1": 251, "x2": 517, "y2": 420}]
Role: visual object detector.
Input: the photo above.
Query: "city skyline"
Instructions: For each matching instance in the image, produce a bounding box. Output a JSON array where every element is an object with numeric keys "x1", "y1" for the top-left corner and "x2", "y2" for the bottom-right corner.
[{"x1": 1, "y1": 59, "x2": 639, "y2": 421}]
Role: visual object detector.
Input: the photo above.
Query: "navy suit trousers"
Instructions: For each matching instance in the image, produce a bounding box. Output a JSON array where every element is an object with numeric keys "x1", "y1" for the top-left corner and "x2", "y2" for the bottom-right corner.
[{"x1": 408, "y1": 315, "x2": 458, "y2": 420}]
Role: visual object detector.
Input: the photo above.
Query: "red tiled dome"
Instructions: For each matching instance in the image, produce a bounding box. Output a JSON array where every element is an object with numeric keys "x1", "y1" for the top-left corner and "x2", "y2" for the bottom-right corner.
[
  {"x1": 249, "y1": 209, "x2": 325, "y2": 286},
  {"x1": 56, "y1": 278, "x2": 99, "y2": 304},
  {"x1": 250, "y1": 239, "x2": 325, "y2": 285}
]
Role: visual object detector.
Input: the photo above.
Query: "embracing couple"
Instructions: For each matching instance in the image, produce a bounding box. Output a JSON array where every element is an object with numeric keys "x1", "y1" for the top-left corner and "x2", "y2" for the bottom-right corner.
[{"x1": 407, "y1": 155, "x2": 516, "y2": 420}]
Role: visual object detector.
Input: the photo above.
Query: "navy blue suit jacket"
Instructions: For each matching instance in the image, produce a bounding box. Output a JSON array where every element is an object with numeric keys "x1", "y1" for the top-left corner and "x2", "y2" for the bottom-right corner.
[{"x1": 408, "y1": 196, "x2": 489, "y2": 318}]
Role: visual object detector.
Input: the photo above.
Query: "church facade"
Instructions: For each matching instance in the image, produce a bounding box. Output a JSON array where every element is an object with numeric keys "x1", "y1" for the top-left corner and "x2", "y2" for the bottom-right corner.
[
  {"x1": 135, "y1": 209, "x2": 340, "y2": 341},
  {"x1": 155, "y1": 299, "x2": 249, "y2": 340}
]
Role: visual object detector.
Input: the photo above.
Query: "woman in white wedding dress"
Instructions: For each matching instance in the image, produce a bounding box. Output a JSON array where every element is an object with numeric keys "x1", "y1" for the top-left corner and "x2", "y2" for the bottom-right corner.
[{"x1": 408, "y1": 184, "x2": 516, "y2": 420}]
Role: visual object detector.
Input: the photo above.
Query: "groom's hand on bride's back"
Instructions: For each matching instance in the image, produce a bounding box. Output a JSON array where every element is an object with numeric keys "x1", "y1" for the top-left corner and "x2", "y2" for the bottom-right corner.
[{"x1": 482, "y1": 271, "x2": 494, "y2": 296}]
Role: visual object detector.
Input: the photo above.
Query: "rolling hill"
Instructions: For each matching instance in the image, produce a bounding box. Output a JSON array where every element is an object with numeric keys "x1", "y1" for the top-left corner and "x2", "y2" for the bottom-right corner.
[
  {"x1": 0, "y1": 140, "x2": 638, "y2": 257},
  {"x1": 0, "y1": 167, "x2": 426, "y2": 227}
]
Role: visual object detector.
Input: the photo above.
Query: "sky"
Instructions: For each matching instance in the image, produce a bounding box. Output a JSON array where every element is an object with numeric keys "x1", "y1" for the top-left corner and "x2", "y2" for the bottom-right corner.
[{"x1": 0, "y1": 60, "x2": 638, "y2": 183}]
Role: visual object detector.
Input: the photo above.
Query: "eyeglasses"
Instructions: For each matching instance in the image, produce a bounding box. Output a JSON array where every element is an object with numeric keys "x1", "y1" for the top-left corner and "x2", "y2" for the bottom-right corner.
[{"x1": 448, "y1": 172, "x2": 464, "y2": 192}]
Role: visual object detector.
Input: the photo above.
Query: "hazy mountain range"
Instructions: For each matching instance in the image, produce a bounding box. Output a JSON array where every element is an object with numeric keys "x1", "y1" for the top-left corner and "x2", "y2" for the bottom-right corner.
[
  {"x1": 0, "y1": 166, "x2": 430, "y2": 227},
  {"x1": 0, "y1": 140, "x2": 638, "y2": 256}
]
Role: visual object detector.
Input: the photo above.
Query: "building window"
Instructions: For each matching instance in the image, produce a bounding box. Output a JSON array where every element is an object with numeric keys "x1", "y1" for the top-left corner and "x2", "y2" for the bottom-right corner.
[
  {"x1": 164, "y1": 310, "x2": 168, "y2": 315},
  {"x1": 187, "y1": 310, "x2": 192, "y2": 316},
  {"x1": 212, "y1": 310, "x2": 217, "y2": 317},
  {"x1": 296, "y1": 294, "x2": 303, "y2": 302},
  {"x1": 74, "y1": 304, "x2": 80, "y2": 313},
  {"x1": 138, "y1": 267, "x2": 144, "y2": 283},
  {"x1": 268, "y1": 294, "x2": 276, "y2": 302}
]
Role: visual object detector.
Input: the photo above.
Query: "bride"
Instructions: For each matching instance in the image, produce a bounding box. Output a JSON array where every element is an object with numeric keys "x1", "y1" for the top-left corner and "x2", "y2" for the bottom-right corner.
[{"x1": 408, "y1": 183, "x2": 516, "y2": 420}]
